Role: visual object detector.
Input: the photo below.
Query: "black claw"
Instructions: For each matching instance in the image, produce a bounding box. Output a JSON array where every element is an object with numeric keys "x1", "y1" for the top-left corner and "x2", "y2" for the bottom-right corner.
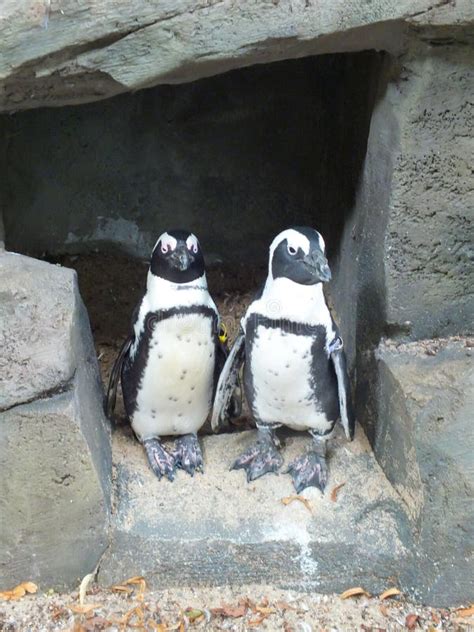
[
  {"x1": 287, "y1": 451, "x2": 328, "y2": 493},
  {"x1": 232, "y1": 432, "x2": 283, "y2": 482},
  {"x1": 143, "y1": 438, "x2": 176, "y2": 481},
  {"x1": 173, "y1": 434, "x2": 204, "y2": 477}
]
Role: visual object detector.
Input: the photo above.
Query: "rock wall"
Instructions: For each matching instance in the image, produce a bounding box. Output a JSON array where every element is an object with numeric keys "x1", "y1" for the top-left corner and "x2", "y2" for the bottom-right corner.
[
  {"x1": 0, "y1": 252, "x2": 111, "y2": 588},
  {"x1": 1, "y1": 0, "x2": 471, "y2": 113},
  {"x1": 2, "y1": 52, "x2": 381, "y2": 264}
]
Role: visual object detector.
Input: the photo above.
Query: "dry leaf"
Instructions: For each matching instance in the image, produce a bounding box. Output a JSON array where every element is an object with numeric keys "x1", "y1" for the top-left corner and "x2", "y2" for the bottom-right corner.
[
  {"x1": 379, "y1": 587, "x2": 402, "y2": 600},
  {"x1": 340, "y1": 587, "x2": 370, "y2": 599},
  {"x1": 248, "y1": 615, "x2": 266, "y2": 626},
  {"x1": 330, "y1": 482, "x2": 346, "y2": 502},
  {"x1": 379, "y1": 604, "x2": 389, "y2": 617},
  {"x1": 275, "y1": 601, "x2": 296, "y2": 611},
  {"x1": 111, "y1": 584, "x2": 133, "y2": 594},
  {"x1": 123, "y1": 576, "x2": 146, "y2": 585},
  {"x1": 69, "y1": 603, "x2": 101, "y2": 614},
  {"x1": 79, "y1": 573, "x2": 95, "y2": 605},
  {"x1": 405, "y1": 613, "x2": 419, "y2": 629},
  {"x1": 456, "y1": 606, "x2": 474, "y2": 618},
  {"x1": 281, "y1": 496, "x2": 313, "y2": 514},
  {"x1": 20, "y1": 582, "x2": 38, "y2": 594},
  {"x1": 148, "y1": 623, "x2": 167, "y2": 632},
  {"x1": 256, "y1": 606, "x2": 275, "y2": 615},
  {"x1": 211, "y1": 603, "x2": 247, "y2": 618}
]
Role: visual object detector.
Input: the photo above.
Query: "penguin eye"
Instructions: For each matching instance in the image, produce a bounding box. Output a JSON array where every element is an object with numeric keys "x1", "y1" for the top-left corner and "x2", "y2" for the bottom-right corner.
[
  {"x1": 161, "y1": 243, "x2": 169, "y2": 254},
  {"x1": 190, "y1": 243, "x2": 198, "y2": 254},
  {"x1": 287, "y1": 245, "x2": 297, "y2": 256}
]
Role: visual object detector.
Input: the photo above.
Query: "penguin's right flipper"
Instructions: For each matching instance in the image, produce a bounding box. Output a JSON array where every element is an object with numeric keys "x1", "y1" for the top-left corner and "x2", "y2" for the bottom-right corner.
[
  {"x1": 329, "y1": 336, "x2": 355, "y2": 441},
  {"x1": 106, "y1": 335, "x2": 132, "y2": 420},
  {"x1": 211, "y1": 328, "x2": 246, "y2": 432}
]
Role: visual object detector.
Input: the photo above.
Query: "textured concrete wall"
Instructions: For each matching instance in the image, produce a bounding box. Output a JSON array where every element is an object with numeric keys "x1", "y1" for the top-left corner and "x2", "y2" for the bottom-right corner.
[
  {"x1": 3, "y1": 52, "x2": 381, "y2": 265},
  {"x1": 0, "y1": 253, "x2": 112, "y2": 588}
]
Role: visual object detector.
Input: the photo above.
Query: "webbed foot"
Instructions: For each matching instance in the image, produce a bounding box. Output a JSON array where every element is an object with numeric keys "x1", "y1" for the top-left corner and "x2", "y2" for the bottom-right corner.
[
  {"x1": 232, "y1": 427, "x2": 283, "y2": 482},
  {"x1": 287, "y1": 450, "x2": 328, "y2": 493},
  {"x1": 143, "y1": 438, "x2": 176, "y2": 481},
  {"x1": 173, "y1": 433, "x2": 204, "y2": 476}
]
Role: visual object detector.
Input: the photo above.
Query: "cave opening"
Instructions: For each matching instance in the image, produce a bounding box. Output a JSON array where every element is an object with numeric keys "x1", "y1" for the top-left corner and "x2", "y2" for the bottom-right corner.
[{"x1": 2, "y1": 50, "x2": 385, "y2": 419}]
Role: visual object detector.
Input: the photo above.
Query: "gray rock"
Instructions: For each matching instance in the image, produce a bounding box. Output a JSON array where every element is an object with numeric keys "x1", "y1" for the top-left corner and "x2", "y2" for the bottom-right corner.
[
  {"x1": 99, "y1": 426, "x2": 413, "y2": 596},
  {"x1": 371, "y1": 338, "x2": 474, "y2": 605},
  {"x1": 1, "y1": 0, "x2": 472, "y2": 112},
  {"x1": 0, "y1": 252, "x2": 111, "y2": 589}
]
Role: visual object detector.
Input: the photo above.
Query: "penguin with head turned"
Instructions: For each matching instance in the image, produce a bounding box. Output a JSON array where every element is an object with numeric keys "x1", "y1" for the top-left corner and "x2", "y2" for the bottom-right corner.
[
  {"x1": 212, "y1": 226, "x2": 355, "y2": 493},
  {"x1": 107, "y1": 229, "x2": 237, "y2": 480}
]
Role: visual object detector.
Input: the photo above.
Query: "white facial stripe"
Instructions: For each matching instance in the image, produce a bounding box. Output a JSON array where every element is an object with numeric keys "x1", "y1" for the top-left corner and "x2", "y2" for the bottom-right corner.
[
  {"x1": 318, "y1": 232, "x2": 326, "y2": 252},
  {"x1": 154, "y1": 232, "x2": 177, "y2": 254},
  {"x1": 186, "y1": 234, "x2": 199, "y2": 253},
  {"x1": 268, "y1": 229, "x2": 310, "y2": 277}
]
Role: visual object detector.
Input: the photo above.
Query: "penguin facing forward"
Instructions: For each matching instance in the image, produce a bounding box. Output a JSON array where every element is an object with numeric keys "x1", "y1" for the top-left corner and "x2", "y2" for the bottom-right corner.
[
  {"x1": 107, "y1": 229, "x2": 234, "y2": 480},
  {"x1": 212, "y1": 226, "x2": 355, "y2": 493}
]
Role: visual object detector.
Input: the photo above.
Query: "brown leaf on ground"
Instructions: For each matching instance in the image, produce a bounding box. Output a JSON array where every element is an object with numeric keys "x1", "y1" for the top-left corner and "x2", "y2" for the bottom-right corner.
[
  {"x1": 248, "y1": 614, "x2": 266, "y2": 626},
  {"x1": 69, "y1": 603, "x2": 101, "y2": 614},
  {"x1": 123, "y1": 576, "x2": 146, "y2": 586},
  {"x1": 110, "y1": 584, "x2": 134, "y2": 594},
  {"x1": 456, "y1": 605, "x2": 474, "y2": 617},
  {"x1": 148, "y1": 623, "x2": 167, "y2": 632},
  {"x1": 0, "y1": 585, "x2": 26, "y2": 601},
  {"x1": 379, "y1": 605, "x2": 389, "y2": 617},
  {"x1": 256, "y1": 606, "x2": 275, "y2": 615},
  {"x1": 275, "y1": 600, "x2": 296, "y2": 611},
  {"x1": 405, "y1": 613, "x2": 419, "y2": 629},
  {"x1": 281, "y1": 495, "x2": 313, "y2": 513},
  {"x1": 379, "y1": 587, "x2": 402, "y2": 600},
  {"x1": 20, "y1": 581, "x2": 38, "y2": 594},
  {"x1": 340, "y1": 587, "x2": 371, "y2": 599},
  {"x1": 211, "y1": 603, "x2": 247, "y2": 617},
  {"x1": 330, "y1": 482, "x2": 346, "y2": 502}
]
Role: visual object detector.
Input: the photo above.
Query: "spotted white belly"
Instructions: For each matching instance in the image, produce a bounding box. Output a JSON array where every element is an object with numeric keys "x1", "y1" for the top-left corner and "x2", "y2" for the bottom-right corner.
[
  {"x1": 249, "y1": 325, "x2": 331, "y2": 432},
  {"x1": 131, "y1": 313, "x2": 215, "y2": 440}
]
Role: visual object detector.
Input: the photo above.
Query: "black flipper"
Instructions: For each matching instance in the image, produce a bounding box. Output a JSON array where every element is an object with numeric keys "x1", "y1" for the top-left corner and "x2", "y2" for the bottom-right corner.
[
  {"x1": 105, "y1": 335, "x2": 132, "y2": 420},
  {"x1": 329, "y1": 336, "x2": 355, "y2": 441},
  {"x1": 211, "y1": 328, "x2": 246, "y2": 432}
]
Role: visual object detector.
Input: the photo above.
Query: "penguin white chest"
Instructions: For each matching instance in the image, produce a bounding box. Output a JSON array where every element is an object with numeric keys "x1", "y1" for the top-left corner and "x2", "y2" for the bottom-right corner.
[
  {"x1": 249, "y1": 325, "x2": 331, "y2": 432},
  {"x1": 132, "y1": 313, "x2": 215, "y2": 440}
]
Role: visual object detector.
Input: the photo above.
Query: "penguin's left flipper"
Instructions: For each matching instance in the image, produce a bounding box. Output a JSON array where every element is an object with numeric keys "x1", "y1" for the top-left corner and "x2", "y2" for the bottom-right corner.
[
  {"x1": 215, "y1": 338, "x2": 242, "y2": 421},
  {"x1": 211, "y1": 328, "x2": 246, "y2": 432},
  {"x1": 329, "y1": 336, "x2": 355, "y2": 441},
  {"x1": 106, "y1": 335, "x2": 133, "y2": 420}
]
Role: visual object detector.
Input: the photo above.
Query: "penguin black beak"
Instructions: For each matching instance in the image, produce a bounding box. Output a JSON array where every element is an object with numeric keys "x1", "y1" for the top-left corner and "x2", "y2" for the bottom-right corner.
[
  {"x1": 304, "y1": 250, "x2": 332, "y2": 283},
  {"x1": 170, "y1": 244, "x2": 193, "y2": 271}
]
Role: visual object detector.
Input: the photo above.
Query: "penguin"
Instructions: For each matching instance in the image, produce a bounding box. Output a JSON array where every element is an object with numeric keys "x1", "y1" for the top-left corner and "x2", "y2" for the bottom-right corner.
[
  {"x1": 211, "y1": 226, "x2": 355, "y2": 493},
  {"x1": 107, "y1": 229, "x2": 236, "y2": 480}
]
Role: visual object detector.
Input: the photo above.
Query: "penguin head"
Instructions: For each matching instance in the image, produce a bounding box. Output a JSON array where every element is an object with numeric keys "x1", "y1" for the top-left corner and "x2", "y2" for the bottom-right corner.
[
  {"x1": 269, "y1": 226, "x2": 331, "y2": 285},
  {"x1": 150, "y1": 230, "x2": 205, "y2": 283}
]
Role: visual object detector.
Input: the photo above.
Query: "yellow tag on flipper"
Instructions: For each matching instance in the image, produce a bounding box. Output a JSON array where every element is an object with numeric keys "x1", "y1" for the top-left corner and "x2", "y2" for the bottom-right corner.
[{"x1": 218, "y1": 322, "x2": 228, "y2": 343}]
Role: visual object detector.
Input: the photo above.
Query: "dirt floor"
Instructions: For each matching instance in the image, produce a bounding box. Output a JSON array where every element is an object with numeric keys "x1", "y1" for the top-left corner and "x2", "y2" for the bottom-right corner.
[{"x1": 1, "y1": 581, "x2": 473, "y2": 631}]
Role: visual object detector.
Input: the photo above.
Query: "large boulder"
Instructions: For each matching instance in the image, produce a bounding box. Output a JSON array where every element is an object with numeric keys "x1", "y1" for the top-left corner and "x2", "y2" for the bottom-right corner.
[
  {"x1": 0, "y1": 252, "x2": 111, "y2": 589},
  {"x1": 371, "y1": 338, "x2": 474, "y2": 605},
  {"x1": 1, "y1": 0, "x2": 472, "y2": 112}
]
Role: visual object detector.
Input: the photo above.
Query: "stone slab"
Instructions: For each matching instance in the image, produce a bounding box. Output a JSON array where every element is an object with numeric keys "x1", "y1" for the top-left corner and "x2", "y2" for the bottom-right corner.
[
  {"x1": 99, "y1": 425, "x2": 413, "y2": 596},
  {"x1": 1, "y1": 0, "x2": 472, "y2": 111},
  {"x1": 373, "y1": 338, "x2": 474, "y2": 605},
  {"x1": 0, "y1": 252, "x2": 112, "y2": 589}
]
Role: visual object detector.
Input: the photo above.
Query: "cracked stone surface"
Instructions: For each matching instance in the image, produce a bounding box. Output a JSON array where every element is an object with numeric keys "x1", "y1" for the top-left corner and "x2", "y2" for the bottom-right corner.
[
  {"x1": 99, "y1": 425, "x2": 414, "y2": 597},
  {"x1": 0, "y1": 252, "x2": 111, "y2": 589},
  {"x1": 1, "y1": 0, "x2": 472, "y2": 112}
]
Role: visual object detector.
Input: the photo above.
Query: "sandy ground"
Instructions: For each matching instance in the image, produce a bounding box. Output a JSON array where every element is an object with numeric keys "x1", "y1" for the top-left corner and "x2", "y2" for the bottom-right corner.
[{"x1": 1, "y1": 582, "x2": 473, "y2": 631}]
